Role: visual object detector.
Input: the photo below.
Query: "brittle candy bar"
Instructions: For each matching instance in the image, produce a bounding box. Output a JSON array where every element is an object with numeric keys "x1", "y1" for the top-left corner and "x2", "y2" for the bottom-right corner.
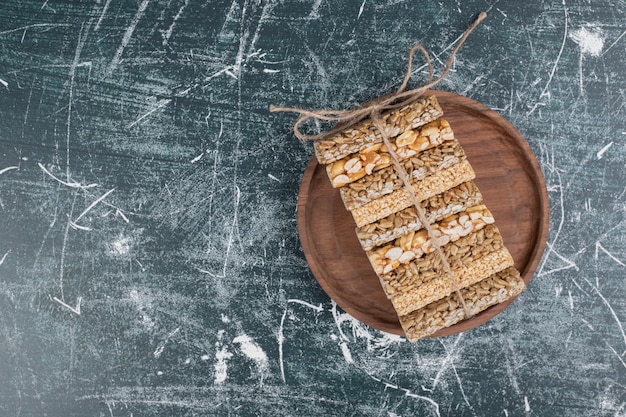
[
  {"x1": 326, "y1": 119, "x2": 454, "y2": 188},
  {"x1": 340, "y1": 139, "x2": 466, "y2": 211},
  {"x1": 398, "y1": 267, "x2": 525, "y2": 341},
  {"x1": 379, "y1": 224, "x2": 515, "y2": 315},
  {"x1": 314, "y1": 95, "x2": 443, "y2": 164},
  {"x1": 349, "y1": 159, "x2": 475, "y2": 228},
  {"x1": 367, "y1": 204, "x2": 495, "y2": 275},
  {"x1": 355, "y1": 181, "x2": 483, "y2": 251},
  {"x1": 390, "y1": 248, "x2": 514, "y2": 316}
]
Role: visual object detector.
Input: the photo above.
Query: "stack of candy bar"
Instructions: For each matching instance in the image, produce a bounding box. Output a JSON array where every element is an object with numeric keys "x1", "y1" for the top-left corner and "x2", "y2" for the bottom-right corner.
[{"x1": 313, "y1": 95, "x2": 526, "y2": 341}]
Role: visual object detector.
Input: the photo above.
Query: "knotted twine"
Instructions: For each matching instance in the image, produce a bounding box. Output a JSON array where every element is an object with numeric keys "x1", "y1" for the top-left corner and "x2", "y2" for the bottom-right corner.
[{"x1": 271, "y1": 12, "x2": 488, "y2": 321}]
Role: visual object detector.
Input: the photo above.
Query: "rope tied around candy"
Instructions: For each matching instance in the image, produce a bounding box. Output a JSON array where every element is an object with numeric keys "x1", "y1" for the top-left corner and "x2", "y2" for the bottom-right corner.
[{"x1": 271, "y1": 12, "x2": 488, "y2": 323}]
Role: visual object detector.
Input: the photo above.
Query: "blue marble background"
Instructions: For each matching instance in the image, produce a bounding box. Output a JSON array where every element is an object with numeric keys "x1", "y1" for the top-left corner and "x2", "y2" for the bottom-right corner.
[{"x1": 1, "y1": 1, "x2": 625, "y2": 416}]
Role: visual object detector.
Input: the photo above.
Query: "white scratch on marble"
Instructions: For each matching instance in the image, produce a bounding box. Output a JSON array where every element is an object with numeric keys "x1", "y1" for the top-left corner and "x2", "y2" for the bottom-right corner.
[
  {"x1": 330, "y1": 301, "x2": 403, "y2": 353},
  {"x1": 51, "y1": 295, "x2": 82, "y2": 315},
  {"x1": 278, "y1": 309, "x2": 288, "y2": 383},
  {"x1": 0, "y1": 251, "x2": 9, "y2": 266},
  {"x1": 432, "y1": 334, "x2": 463, "y2": 389},
  {"x1": 537, "y1": 162, "x2": 578, "y2": 276},
  {"x1": 95, "y1": 0, "x2": 113, "y2": 31},
  {"x1": 0, "y1": 166, "x2": 18, "y2": 175},
  {"x1": 357, "y1": 0, "x2": 366, "y2": 19},
  {"x1": 153, "y1": 327, "x2": 180, "y2": 358},
  {"x1": 435, "y1": 334, "x2": 471, "y2": 407},
  {"x1": 528, "y1": 0, "x2": 568, "y2": 115},
  {"x1": 504, "y1": 350, "x2": 521, "y2": 396},
  {"x1": 606, "y1": 343, "x2": 626, "y2": 369},
  {"x1": 307, "y1": 0, "x2": 324, "y2": 19},
  {"x1": 73, "y1": 188, "x2": 116, "y2": 226},
  {"x1": 595, "y1": 241, "x2": 626, "y2": 267},
  {"x1": 596, "y1": 142, "x2": 613, "y2": 159},
  {"x1": 162, "y1": 0, "x2": 190, "y2": 46},
  {"x1": 38, "y1": 163, "x2": 98, "y2": 189},
  {"x1": 231, "y1": 4, "x2": 248, "y2": 78},
  {"x1": 403, "y1": 392, "x2": 441, "y2": 417},
  {"x1": 279, "y1": 299, "x2": 325, "y2": 382},
  {"x1": 367, "y1": 371, "x2": 440, "y2": 417},
  {"x1": 0, "y1": 23, "x2": 71, "y2": 36},
  {"x1": 603, "y1": 29, "x2": 626, "y2": 55},
  {"x1": 287, "y1": 298, "x2": 324, "y2": 312},
  {"x1": 585, "y1": 277, "x2": 626, "y2": 349},
  {"x1": 106, "y1": 0, "x2": 151, "y2": 77},
  {"x1": 66, "y1": 23, "x2": 90, "y2": 182},
  {"x1": 340, "y1": 342, "x2": 354, "y2": 363},
  {"x1": 69, "y1": 221, "x2": 92, "y2": 231},
  {"x1": 127, "y1": 98, "x2": 171, "y2": 128},
  {"x1": 105, "y1": 401, "x2": 114, "y2": 417},
  {"x1": 248, "y1": 3, "x2": 273, "y2": 57},
  {"x1": 197, "y1": 185, "x2": 241, "y2": 278}
]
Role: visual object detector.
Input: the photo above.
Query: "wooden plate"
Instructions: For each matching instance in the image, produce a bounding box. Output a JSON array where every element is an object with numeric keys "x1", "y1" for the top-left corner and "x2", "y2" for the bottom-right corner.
[{"x1": 296, "y1": 90, "x2": 549, "y2": 338}]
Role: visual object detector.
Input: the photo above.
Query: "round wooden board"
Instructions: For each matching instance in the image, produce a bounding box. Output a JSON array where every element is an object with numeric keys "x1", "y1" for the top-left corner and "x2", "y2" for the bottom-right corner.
[{"x1": 297, "y1": 90, "x2": 550, "y2": 338}]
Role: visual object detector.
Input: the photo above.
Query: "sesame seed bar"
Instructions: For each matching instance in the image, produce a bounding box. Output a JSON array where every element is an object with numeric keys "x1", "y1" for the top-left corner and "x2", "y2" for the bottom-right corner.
[
  {"x1": 398, "y1": 266, "x2": 525, "y2": 341},
  {"x1": 379, "y1": 224, "x2": 515, "y2": 315},
  {"x1": 390, "y1": 247, "x2": 514, "y2": 316},
  {"x1": 340, "y1": 139, "x2": 467, "y2": 211},
  {"x1": 367, "y1": 204, "x2": 495, "y2": 275},
  {"x1": 349, "y1": 159, "x2": 476, "y2": 228},
  {"x1": 326, "y1": 119, "x2": 455, "y2": 188},
  {"x1": 355, "y1": 181, "x2": 483, "y2": 251},
  {"x1": 314, "y1": 95, "x2": 443, "y2": 165}
]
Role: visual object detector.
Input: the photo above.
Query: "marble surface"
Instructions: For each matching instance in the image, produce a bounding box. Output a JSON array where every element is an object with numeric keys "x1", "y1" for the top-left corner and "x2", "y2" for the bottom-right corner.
[{"x1": 1, "y1": 1, "x2": 625, "y2": 416}]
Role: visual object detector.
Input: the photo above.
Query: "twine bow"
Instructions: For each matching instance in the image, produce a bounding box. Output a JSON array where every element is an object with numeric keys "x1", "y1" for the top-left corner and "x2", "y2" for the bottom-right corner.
[
  {"x1": 272, "y1": 12, "x2": 488, "y2": 323},
  {"x1": 270, "y1": 11, "x2": 487, "y2": 141}
]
